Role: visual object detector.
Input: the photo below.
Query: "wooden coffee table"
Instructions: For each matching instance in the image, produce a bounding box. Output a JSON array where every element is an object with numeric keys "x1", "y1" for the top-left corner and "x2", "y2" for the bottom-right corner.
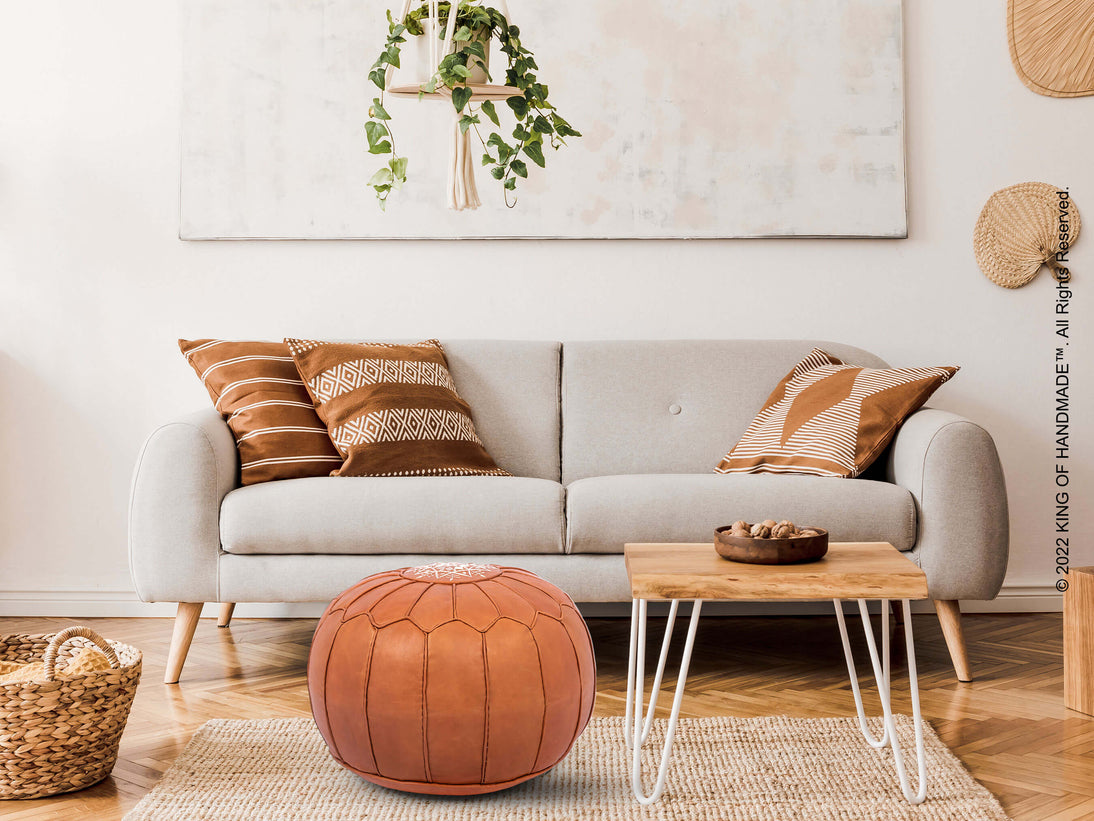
[{"x1": 623, "y1": 542, "x2": 930, "y2": 805}]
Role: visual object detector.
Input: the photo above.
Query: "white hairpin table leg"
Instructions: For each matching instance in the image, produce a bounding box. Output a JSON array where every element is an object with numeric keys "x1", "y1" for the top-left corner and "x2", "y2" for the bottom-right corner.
[
  {"x1": 834, "y1": 598, "x2": 927, "y2": 804},
  {"x1": 625, "y1": 598, "x2": 679, "y2": 748},
  {"x1": 625, "y1": 598, "x2": 702, "y2": 804}
]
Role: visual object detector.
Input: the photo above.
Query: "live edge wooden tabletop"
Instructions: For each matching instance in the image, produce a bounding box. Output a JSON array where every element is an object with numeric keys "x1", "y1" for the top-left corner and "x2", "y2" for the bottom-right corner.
[{"x1": 624, "y1": 542, "x2": 929, "y2": 602}]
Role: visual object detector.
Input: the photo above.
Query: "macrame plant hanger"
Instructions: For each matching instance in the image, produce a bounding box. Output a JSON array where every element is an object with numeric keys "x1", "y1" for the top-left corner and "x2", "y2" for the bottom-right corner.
[{"x1": 385, "y1": 0, "x2": 518, "y2": 210}]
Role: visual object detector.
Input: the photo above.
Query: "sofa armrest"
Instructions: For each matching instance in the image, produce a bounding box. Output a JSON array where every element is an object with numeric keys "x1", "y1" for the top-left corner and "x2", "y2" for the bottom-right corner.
[
  {"x1": 128, "y1": 407, "x2": 238, "y2": 603},
  {"x1": 885, "y1": 408, "x2": 1009, "y2": 601}
]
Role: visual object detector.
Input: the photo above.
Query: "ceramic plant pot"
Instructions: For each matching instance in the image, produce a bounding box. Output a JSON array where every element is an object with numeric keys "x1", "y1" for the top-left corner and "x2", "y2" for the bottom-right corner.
[{"x1": 411, "y1": 22, "x2": 491, "y2": 86}]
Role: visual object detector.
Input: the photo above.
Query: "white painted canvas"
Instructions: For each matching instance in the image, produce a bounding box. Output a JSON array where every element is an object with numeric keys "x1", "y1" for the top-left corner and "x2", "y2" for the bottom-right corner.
[{"x1": 180, "y1": 0, "x2": 906, "y2": 239}]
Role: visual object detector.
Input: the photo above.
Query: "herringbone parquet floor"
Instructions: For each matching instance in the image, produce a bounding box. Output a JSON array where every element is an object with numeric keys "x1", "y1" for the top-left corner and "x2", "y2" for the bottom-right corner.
[{"x1": 0, "y1": 613, "x2": 1085, "y2": 820}]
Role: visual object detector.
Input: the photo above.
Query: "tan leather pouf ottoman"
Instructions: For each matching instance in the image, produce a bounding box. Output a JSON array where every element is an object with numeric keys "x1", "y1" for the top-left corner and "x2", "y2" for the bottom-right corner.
[{"x1": 308, "y1": 562, "x2": 596, "y2": 795}]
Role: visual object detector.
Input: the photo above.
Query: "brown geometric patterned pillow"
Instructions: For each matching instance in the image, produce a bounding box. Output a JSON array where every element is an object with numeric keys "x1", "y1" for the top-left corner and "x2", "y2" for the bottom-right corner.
[
  {"x1": 715, "y1": 348, "x2": 958, "y2": 478},
  {"x1": 285, "y1": 338, "x2": 510, "y2": 477},
  {"x1": 179, "y1": 339, "x2": 343, "y2": 485}
]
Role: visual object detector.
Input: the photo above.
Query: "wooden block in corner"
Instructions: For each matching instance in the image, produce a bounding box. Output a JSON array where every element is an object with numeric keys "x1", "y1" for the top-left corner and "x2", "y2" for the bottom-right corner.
[{"x1": 1065, "y1": 566, "x2": 1094, "y2": 716}]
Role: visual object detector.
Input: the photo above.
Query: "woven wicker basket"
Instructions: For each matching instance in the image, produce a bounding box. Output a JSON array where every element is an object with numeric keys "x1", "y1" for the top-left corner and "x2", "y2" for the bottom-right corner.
[{"x1": 0, "y1": 626, "x2": 142, "y2": 799}]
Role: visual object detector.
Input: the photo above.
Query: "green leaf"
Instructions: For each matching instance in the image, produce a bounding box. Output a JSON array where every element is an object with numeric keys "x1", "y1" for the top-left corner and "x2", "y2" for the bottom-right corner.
[
  {"x1": 368, "y1": 167, "x2": 394, "y2": 186},
  {"x1": 459, "y1": 114, "x2": 480, "y2": 134},
  {"x1": 369, "y1": 68, "x2": 387, "y2": 90},
  {"x1": 371, "y1": 98, "x2": 391, "y2": 120},
  {"x1": 480, "y1": 99, "x2": 500, "y2": 126},
  {"x1": 454, "y1": 25, "x2": 472, "y2": 41},
  {"x1": 523, "y1": 142, "x2": 545, "y2": 167},
  {"x1": 506, "y1": 95, "x2": 528, "y2": 118},
  {"x1": 490, "y1": 166, "x2": 506, "y2": 180},
  {"x1": 439, "y1": 65, "x2": 463, "y2": 86},
  {"x1": 368, "y1": 140, "x2": 393, "y2": 155},
  {"x1": 451, "y1": 64, "x2": 471, "y2": 79},
  {"x1": 385, "y1": 45, "x2": 401, "y2": 68},
  {"x1": 451, "y1": 85, "x2": 473, "y2": 113},
  {"x1": 532, "y1": 115, "x2": 553, "y2": 134},
  {"x1": 504, "y1": 177, "x2": 517, "y2": 190},
  {"x1": 494, "y1": 141, "x2": 513, "y2": 161},
  {"x1": 364, "y1": 120, "x2": 388, "y2": 146},
  {"x1": 462, "y1": 41, "x2": 486, "y2": 60},
  {"x1": 511, "y1": 159, "x2": 528, "y2": 178},
  {"x1": 391, "y1": 156, "x2": 409, "y2": 178},
  {"x1": 553, "y1": 120, "x2": 581, "y2": 138},
  {"x1": 377, "y1": 198, "x2": 387, "y2": 211}
]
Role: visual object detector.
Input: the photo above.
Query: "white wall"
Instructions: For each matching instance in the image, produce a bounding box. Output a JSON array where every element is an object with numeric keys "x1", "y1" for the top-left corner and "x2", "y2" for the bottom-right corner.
[{"x1": 0, "y1": 1, "x2": 1089, "y2": 616}]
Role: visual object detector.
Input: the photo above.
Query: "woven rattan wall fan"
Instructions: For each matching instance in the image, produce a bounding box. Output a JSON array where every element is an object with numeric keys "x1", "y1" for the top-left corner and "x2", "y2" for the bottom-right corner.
[
  {"x1": 365, "y1": 0, "x2": 580, "y2": 211},
  {"x1": 974, "y1": 182, "x2": 1080, "y2": 288},
  {"x1": 1008, "y1": 0, "x2": 1094, "y2": 97}
]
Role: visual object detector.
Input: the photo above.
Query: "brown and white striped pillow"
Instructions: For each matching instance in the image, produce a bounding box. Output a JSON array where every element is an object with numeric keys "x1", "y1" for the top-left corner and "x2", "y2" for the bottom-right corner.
[
  {"x1": 285, "y1": 338, "x2": 510, "y2": 477},
  {"x1": 179, "y1": 339, "x2": 343, "y2": 484},
  {"x1": 715, "y1": 348, "x2": 958, "y2": 478}
]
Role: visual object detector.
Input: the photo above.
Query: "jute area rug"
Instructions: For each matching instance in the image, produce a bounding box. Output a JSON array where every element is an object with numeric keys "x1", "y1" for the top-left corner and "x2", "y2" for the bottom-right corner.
[{"x1": 124, "y1": 715, "x2": 1011, "y2": 821}]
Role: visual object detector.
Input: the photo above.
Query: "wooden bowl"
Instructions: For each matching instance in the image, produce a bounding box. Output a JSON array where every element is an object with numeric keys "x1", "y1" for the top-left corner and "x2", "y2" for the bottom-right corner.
[{"x1": 713, "y1": 527, "x2": 829, "y2": 565}]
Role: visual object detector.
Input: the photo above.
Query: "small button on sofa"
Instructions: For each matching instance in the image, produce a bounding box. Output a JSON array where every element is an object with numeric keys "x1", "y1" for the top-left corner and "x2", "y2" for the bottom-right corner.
[{"x1": 129, "y1": 340, "x2": 1009, "y2": 684}]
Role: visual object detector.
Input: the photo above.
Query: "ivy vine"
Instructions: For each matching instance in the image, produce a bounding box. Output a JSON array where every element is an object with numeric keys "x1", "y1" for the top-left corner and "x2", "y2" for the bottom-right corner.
[{"x1": 365, "y1": 1, "x2": 580, "y2": 209}]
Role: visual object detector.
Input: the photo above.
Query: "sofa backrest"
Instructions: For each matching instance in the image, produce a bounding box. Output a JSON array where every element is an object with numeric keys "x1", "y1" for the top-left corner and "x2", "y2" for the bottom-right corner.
[
  {"x1": 442, "y1": 339, "x2": 561, "y2": 481},
  {"x1": 560, "y1": 340, "x2": 889, "y2": 484}
]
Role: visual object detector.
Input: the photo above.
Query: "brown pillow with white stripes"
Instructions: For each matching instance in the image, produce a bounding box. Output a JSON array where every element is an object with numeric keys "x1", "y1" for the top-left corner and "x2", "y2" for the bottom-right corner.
[
  {"x1": 285, "y1": 338, "x2": 510, "y2": 477},
  {"x1": 715, "y1": 348, "x2": 958, "y2": 478},
  {"x1": 179, "y1": 339, "x2": 342, "y2": 484}
]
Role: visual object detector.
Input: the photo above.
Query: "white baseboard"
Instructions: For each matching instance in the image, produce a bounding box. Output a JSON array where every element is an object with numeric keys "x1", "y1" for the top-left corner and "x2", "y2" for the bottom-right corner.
[
  {"x1": 959, "y1": 585, "x2": 1063, "y2": 614},
  {"x1": 0, "y1": 583, "x2": 1062, "y2": 619},
  {"x1": 0, "y1": 591, "x2": 329, "y2": 620}
]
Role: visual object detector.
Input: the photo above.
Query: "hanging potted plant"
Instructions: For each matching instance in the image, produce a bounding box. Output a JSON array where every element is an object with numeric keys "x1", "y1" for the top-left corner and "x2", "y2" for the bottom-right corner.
[{"x1": 365, "y1": 0, "x2": 580, "y2": 210}]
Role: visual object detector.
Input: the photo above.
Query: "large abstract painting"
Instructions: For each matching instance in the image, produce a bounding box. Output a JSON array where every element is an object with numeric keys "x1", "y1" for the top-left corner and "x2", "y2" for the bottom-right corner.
[{"x1": 180, "y1": 0, "x2": 906, "y2": 239}]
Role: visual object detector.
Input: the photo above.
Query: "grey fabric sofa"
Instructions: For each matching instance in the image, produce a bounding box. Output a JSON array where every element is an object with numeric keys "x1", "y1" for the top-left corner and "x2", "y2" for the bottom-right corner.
[{"x1": 129, "y1": 340, "x2": 1009, "y2": 683}]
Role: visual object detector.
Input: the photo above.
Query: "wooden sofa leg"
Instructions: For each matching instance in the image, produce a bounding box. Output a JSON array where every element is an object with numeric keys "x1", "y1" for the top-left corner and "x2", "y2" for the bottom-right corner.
[
  {"x1": 165, "y1": 602, "x2": 204, "y2": 684},
  {"x1": 934, "y1": 599, "x2": 972, "y2": 682},
  {"x1": 217, "y1": 602, "x2": 236, "y2": 628}
]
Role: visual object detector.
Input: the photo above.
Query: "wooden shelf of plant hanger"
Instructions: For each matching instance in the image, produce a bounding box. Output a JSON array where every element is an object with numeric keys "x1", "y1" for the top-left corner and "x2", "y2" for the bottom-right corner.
[{"x1": 386, "y1": 83, "x2": 523, "y2": 102}]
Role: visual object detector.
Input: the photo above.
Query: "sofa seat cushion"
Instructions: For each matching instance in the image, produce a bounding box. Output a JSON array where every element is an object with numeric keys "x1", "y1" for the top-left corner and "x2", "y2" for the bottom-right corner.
[
  {"x1": 221, "y1": 477, "x2": 564, "y2": 555},
  {"x1": 566, "y1": 474, "x2": 916, "y2": 555}
]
